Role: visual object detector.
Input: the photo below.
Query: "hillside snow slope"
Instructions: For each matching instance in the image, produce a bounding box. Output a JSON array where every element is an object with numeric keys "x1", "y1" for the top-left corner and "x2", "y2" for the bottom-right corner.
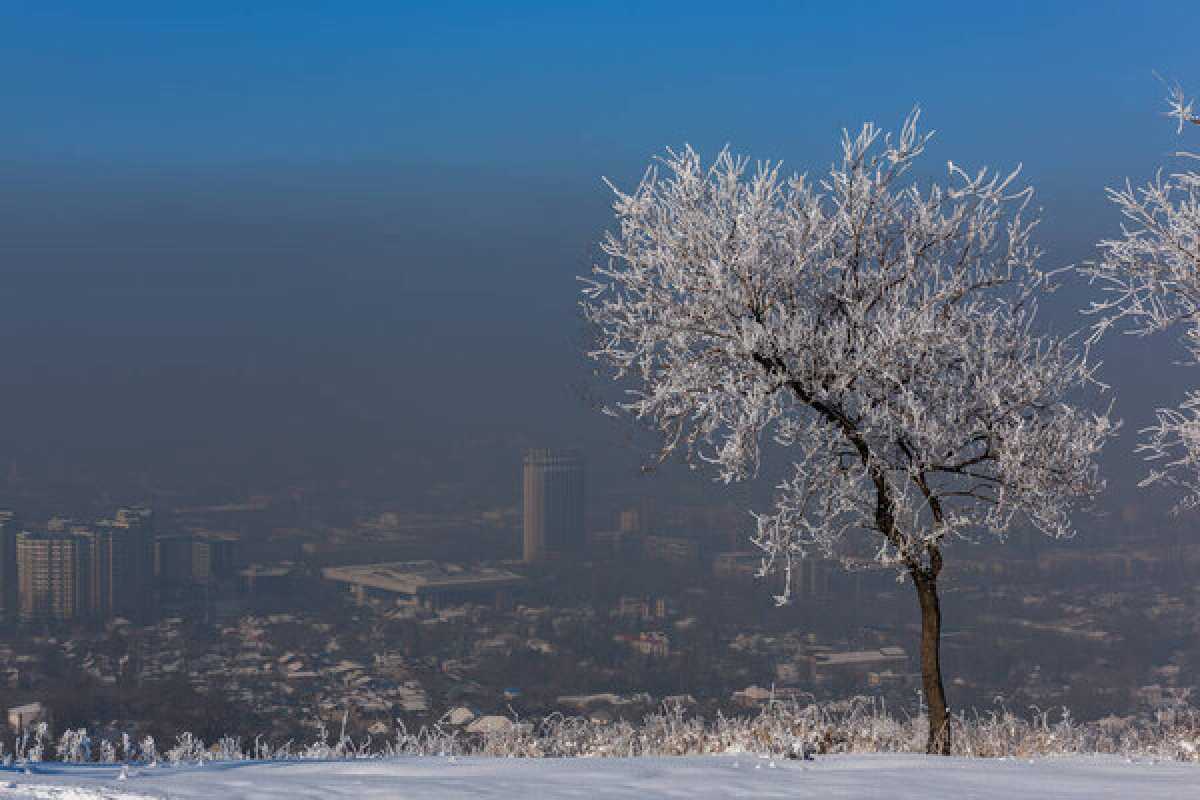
[{"x1": 1, "y1": 753, "x2": 1197, "y2": 799}]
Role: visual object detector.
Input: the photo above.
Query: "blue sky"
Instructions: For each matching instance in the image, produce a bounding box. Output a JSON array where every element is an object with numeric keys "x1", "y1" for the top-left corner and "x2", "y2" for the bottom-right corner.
[
  {"x1": 1, "y1": 2, "x2": 1198, "y2": 510},
  {"x1": 6, "y1": 2, "x2": 1199, "y2": 176}
]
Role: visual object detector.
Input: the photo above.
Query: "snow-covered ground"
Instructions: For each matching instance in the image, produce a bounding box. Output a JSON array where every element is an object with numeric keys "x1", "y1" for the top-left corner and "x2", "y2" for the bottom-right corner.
[{"x1": 0, "y1": 754, "x2": 1197, "y2": 799}]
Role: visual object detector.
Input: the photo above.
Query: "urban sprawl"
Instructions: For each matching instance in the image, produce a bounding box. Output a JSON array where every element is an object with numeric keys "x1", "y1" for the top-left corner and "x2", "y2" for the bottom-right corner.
[{"x1": 0, "y1": 449, "x2": 1196, "y2": 744}]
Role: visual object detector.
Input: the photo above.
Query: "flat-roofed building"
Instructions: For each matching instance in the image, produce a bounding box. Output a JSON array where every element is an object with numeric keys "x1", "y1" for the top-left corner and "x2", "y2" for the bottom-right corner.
[
  {"x1": 642, "y1": 535, "x2": 700, "y2": 566},
  {"x1": 712, "y1": 551, "x2": 764, "y2": 580},
  {"x1": 239, "y1": 562, "x2": 295, "y2": 594},
  {"x1": 322, "y1": 560, "x2": 525, "y2": 608},
  {"x1": 808, "y1": 646, "x2": 909, "y2": 683}
]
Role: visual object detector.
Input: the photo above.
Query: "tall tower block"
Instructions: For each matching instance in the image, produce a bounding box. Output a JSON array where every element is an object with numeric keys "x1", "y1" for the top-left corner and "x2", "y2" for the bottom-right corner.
[{"x1": 522, "y1": 449, "x2": 584, "y2": 563}]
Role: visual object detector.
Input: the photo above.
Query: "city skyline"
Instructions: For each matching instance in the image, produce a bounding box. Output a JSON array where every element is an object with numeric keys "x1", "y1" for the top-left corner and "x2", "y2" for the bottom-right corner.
[{"x1": 0, "y1": 5, "x2": 1196, "y2": 536}]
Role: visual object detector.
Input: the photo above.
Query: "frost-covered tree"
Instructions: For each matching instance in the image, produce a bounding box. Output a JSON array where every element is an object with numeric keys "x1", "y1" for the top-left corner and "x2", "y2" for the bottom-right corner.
[
  {"x1": 57, "y1": 728, "x2": 91, "y2": 763},
  {"x1": 139, "y1": 734, "x2": 159, "y2": 766},
  {"x1": 581, "y1": 111, "x2": 1116, "y2": 754},
  {"x1": 1082, "y1": 85, "x2": 1200, "y2": 509}
]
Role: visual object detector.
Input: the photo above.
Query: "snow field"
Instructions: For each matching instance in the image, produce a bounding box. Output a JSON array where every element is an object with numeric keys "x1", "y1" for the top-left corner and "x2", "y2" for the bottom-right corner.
[{"x1": 2, "y1": 753, "x2": 1199, "y2": 800}]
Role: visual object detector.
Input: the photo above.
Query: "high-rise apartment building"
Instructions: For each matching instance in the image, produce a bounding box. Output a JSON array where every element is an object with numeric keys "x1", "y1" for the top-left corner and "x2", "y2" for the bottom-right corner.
[
  {"x1": 522, "y1": 449, "x2": 585, "y2": 563},
  {"x1": 96, "y1": 507, "x2": 155, "y2": 622},
  {"x1": 155, "y1": 533, "x2": 195, "y2": 587},
  {"x1": 154, "y1": 531, "x2": 239, "y2": 589},
  {"x1": 4, "y1": 507, "x2": 159, "y2": 625},
  {"x1": 17, "y1": 532, "x2": 89, "y2": 622},
  {"x1": 0, "y1": 512, "x2": 18, "y2": 623},
  {"x1": 72, "y1": 528, "x2": 105, "y2": 619},
  {"x1": 192, "y1": 533, "x2": 238, "y2": 584}
]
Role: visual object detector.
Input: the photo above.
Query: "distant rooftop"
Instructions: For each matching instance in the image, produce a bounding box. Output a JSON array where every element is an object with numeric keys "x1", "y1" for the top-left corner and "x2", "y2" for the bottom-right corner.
[
  {"x1": 240, "y1": 563, "x2": 295, "y2": 578},
  {"x1": 813, "y1": 648, "x2": 908, "y2": 667},
  {"x1": 322, "y1": 560, "x2": 525, "y2": 597}
]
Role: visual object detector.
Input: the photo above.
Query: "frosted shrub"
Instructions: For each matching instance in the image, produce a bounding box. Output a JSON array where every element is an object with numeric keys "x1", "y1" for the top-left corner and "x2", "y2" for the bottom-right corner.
[
  {"x1": 215, "y1": 735, "x2": 244, "y2": 762},
  {"x1": 57, "y1": 728, "x2": 91, "y2": 763},
  {"x1": 13, "y1": 699, "x2": 1200, "y2": 765},
  {"x1": 301, "y1": 720, "x2": 333, "y2": 760},
  {"x1": 139, "y1": 735, "x2": 158, "y2": 765},
  {"x1": 166, "y1": 732, "x2": 205, "y2": 765},
  {"x1": 23, "y1": 722, "x2": 48, "y2": 763}
]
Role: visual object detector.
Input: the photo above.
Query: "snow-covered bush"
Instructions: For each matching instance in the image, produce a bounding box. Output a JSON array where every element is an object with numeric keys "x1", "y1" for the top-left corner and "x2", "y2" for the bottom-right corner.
[
  {"x1": 56, "y1": 728, "x2": 91, "y2": 763},
  {"x1": 138, "y1": 734, "x2": 159, "y2": 766},
  {"x1": 214, "y1": 736, "x2": 245, "y2": 762},
  {"x1": 11, "y1": 699, "x2": 1200, "y2": 764},
  {"x1": 166, "y1": 732, "x2": 206, "y2": 765},
  {"x1": 20, "y1": 722, "x2": 49, "y2": 763}
]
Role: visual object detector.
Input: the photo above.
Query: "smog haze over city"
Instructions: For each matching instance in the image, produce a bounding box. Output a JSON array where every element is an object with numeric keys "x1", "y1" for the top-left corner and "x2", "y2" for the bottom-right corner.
[{"x1": 3, "y1": 2, "x2": 1200, "y2": 790}]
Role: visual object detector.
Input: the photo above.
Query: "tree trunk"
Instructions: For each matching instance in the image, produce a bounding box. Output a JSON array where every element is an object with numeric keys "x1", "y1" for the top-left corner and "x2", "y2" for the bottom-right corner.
[{"x1": 913, "y1": 571, "x2": 951, "y2": 754}]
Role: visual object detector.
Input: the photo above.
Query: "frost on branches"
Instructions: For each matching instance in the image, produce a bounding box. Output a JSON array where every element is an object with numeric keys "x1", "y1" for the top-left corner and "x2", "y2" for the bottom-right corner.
[
  {"x1": 581, "y1": 110, "x2": 1115, "y2": 753},
  {"x1": 1082, "y1": 84, "x2": 1200, "y2": 509}
]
